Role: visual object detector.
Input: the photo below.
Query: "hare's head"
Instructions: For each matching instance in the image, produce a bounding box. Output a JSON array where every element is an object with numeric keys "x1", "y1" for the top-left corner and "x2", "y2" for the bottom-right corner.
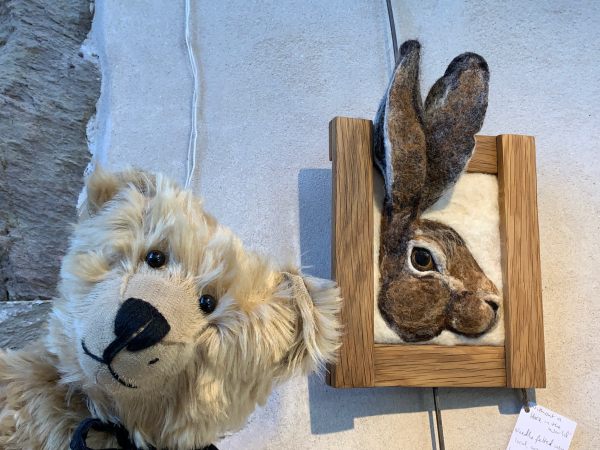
[
  {"x1": 47, "y1": 168, "x2": 340, "y2": 448},
  {"x1": 374, "y1": 40, "x2": 499, "y2": 343}
]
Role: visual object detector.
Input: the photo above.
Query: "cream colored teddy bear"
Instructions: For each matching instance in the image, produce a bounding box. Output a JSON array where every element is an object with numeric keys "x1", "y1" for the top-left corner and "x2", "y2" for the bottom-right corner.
[{"x1": 0, "y1": 168, "x2": 340, "y2": 450}]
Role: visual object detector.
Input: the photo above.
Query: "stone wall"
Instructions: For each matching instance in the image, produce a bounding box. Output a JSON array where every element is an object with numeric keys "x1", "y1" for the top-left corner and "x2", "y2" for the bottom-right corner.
[{"x1": 0, "y1": 0, "x2": 100, "y2": 302}]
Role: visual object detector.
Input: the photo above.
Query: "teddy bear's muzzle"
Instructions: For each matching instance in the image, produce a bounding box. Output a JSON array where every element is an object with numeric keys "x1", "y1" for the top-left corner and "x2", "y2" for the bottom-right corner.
[{"x1": 82, "y1": 297, "x2": 171, "y2": 388}]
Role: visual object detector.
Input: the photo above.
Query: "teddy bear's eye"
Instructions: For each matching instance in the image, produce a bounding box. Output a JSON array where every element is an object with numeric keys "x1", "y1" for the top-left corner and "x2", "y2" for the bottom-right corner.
[
  {"x1": 198, "y1": 294, "x2": 217, "y2": 314},
  {"x1": 411, "y1": 248, "x2": 435, "y2": 272},
  {"x1": 145, "y1": 250, "x2": 167, "y2": 269}
]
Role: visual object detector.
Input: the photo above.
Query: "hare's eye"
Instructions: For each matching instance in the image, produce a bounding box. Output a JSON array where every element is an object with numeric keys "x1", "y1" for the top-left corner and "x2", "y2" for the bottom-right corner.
[{"x1": 411, "y1": 248, "x2": 435, "y2": 272}]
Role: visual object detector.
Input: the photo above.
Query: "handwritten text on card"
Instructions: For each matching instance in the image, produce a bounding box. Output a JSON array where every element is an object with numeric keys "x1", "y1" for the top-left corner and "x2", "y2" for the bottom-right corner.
[{"x1": 507, "y1": 404, "x2": 576, "y2": 450}]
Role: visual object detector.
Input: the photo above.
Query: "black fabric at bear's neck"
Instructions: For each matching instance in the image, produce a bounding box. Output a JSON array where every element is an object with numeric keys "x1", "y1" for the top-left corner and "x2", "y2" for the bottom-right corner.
[{"x1": 70, "y1": 417, "x2": 219, "y2": 450}]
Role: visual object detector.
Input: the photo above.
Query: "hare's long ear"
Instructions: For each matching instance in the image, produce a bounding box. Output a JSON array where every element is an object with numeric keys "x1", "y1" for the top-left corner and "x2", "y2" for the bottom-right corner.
[
  {"x1": 421, "y1": 52, "x2": 489, "y2": 209},
  {"x1": 373, "y1": 40, "x2": 427, "y2": 216}
]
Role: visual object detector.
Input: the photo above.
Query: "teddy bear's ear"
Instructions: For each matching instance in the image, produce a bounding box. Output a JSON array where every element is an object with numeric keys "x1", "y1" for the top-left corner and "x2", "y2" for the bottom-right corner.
[
  {"x1": 81, "y1": 166, "x2": 156, "y2": 218},
  {"x1": 280, "y1": 273, "x2": 341, "y2": 374}
]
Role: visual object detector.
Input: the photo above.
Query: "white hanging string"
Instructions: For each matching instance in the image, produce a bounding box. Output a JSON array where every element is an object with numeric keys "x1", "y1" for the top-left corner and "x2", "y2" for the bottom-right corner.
[{"x1": 184, "y1": 0, "x2": 199, "y2": 189}]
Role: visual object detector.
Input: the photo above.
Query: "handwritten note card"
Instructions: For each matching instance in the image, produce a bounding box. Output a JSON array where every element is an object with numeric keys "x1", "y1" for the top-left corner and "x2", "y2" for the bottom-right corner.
[{"x1": 507, "y1": 404, "x2": 577, "y2": 450}]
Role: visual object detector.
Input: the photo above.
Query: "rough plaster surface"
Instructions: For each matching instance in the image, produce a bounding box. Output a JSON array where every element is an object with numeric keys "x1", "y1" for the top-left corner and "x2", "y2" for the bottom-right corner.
[
  {"x1": 0, "y1": 0, "x2": 100, "y2": 301},
  {"x1": 90, "y1": 0, "x2": 599, "y2": 448},
  {"x1": 88, "y1": 0, "x2": 192, "y2": 182}
]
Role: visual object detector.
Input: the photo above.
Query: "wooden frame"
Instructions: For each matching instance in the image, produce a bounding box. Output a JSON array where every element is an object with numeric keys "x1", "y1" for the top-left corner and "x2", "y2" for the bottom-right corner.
[{"x1": 327, "y1": 117, "x2": 546, "y2": 388}]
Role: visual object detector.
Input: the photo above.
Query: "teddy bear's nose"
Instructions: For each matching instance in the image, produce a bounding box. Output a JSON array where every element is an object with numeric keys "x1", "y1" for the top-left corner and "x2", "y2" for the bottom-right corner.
[{"x1": 107, "y1": 298, "x2": 171, "y2": 357}]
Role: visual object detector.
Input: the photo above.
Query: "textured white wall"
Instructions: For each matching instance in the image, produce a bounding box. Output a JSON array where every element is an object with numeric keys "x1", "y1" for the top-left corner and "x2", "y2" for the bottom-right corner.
[{"x1": 91, "y1": 0, "x2": 599, "y2": 448}]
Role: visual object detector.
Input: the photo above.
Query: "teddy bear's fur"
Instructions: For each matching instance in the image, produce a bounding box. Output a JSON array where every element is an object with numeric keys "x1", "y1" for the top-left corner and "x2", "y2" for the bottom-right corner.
[{"x1": 0, "y1": 168, "x2": 341, "y2": 450}]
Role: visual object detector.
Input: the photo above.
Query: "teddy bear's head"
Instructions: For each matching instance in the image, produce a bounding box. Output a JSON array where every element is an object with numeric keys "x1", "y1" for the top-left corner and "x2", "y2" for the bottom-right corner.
[{"x1": 45, "y1": 168, "x2": 340, "y2": 447}]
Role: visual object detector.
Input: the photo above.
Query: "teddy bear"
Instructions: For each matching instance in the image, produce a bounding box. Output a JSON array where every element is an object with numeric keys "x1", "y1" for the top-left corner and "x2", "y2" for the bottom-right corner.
[{"x1": 0, "y1": 168, "x2": 341, "y2": 450}]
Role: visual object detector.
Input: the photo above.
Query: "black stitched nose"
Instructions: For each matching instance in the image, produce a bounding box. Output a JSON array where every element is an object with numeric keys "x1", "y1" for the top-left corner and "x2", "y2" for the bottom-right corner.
[
  {"x1": 102, "y1": 298, "x2": 170, "y2": 362},
  {"x1": 115, "y1": 298, "x2": 171, "y2": 351}
]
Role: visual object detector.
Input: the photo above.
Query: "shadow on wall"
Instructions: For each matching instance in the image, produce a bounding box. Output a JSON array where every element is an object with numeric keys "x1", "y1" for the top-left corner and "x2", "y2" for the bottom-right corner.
[
  {"x1": 297, "y1": 169, "x2": 333, "y2": 280},
  {"x1": 297, "y1": 168, "x2": 528, "y2": 437}
]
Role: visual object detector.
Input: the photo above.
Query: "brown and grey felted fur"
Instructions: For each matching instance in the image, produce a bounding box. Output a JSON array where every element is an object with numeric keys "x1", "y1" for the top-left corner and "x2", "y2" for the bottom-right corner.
[
  {"x1": 374, "y1": 40, "x2": 500, "y2": 343},
  {"x1": 0, "y1": 168, "x2": 341, "y2": 449}
]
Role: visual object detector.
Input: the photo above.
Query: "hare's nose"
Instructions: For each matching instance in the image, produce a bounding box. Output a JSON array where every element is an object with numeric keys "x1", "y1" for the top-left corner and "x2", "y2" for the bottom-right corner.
[{"x1": 485, "y1": 299, "x2": 499, "y2": 312}]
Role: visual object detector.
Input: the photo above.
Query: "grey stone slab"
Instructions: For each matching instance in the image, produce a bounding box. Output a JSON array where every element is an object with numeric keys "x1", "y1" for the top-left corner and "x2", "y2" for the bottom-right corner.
[
  {"x1": 0, "y1": 0, "x2": 100, "y2": 300},
  {"x1": 0, "y1": 300, "x2": 51, "y2": 349}
]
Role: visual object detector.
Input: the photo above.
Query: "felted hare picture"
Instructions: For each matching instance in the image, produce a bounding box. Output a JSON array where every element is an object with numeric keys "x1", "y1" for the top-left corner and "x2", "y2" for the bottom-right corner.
[{"x1": 373, "y1": 40, "x2": 504, "y2": 346}]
